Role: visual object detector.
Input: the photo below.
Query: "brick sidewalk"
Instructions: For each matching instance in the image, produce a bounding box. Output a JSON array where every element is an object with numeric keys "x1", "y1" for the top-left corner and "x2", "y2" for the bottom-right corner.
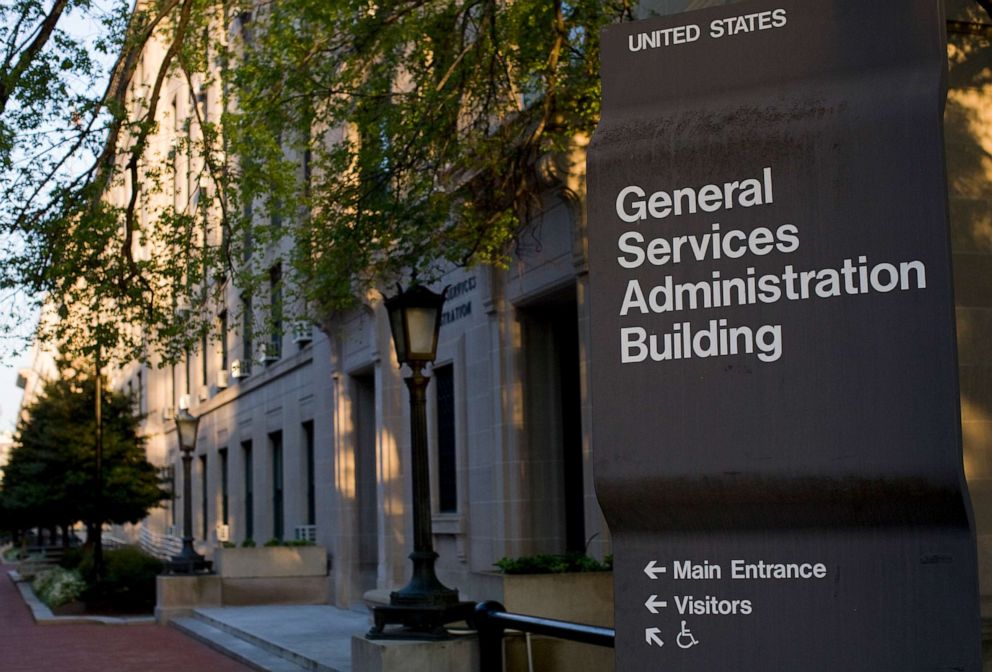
[{"x1": 0, "y1": 569, "x2": 250, "y2": 672}]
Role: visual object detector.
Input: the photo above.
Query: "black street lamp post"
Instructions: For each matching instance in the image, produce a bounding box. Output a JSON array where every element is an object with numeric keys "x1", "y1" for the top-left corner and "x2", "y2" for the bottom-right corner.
[
  {"x1": 368, "y1": 284, "x2": 474, "y2": 639},
  {"x1": 168, "y1": 408, "x2": 211, "y2": 574}
]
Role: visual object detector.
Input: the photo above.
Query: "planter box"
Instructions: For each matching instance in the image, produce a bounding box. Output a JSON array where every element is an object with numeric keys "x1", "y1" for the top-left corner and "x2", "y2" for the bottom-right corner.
[
  {"x1": 213, "y1": 546, "x2": 328, "y2": 579},
  {"x1": 497, "y1": 571, "x2": 613, "y2": 627},
  {"x1": 490, "y1": 572, "x2": 614, "y2": 672},
  {"x1": 155, "y1": 574, "x2": 222, "y2": 624},
  {"x1": 155, "y1": 549, "x2": 331, "y2": 616}
]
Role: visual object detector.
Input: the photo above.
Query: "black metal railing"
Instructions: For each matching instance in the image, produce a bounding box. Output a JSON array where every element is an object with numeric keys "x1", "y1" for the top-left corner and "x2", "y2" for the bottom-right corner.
[{"x1": 474, "y1": 600, "x2": 615, "y2": 672}]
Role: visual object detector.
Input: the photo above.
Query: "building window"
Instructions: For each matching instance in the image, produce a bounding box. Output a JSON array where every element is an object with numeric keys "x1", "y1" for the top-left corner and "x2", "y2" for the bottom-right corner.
[
  {"x1": 435, "y1": 364, "x2": 457, "y2": 513},
  {"x1": 243, "y1": 201, "x2": 254, "y2": 262},
  {"x1": 200, "y1": 218, "x2": 208, "y2": 300},
  {"x1": 171, "y1": 96, "x2": 179, "y2": 211},
  {"x1": 243, "y1": 440, "x2": 253, "y2": 541},
  {"x1": 238, "y1": 9, "x2": 253, "y2": 45},
  {"x1": 197, "y1": 86, "x2": 208, "y2": 122},
  {"x1": 271, "y1": 197, "x2": 282, "y2": 230},
  {"x1": 268, "y1": 264, "x2": 282, "y2": 360},
  {"x1": 303, "y1": 148, "x2": 312, "y2": 197},
  {"x1": 220, "y1": 448, "x2": 229, "y2": 526},
  {"x1": 219, "y1": 310, "x2": 229, "y2": 371},
  {"x1": 200, "y1": 455, "x2": 208, "y2": 540},
  {"x1": 270, "y1": 431, "x2": 284, "y2": 540},
  {"x1": 241, "y1": 293, "x2": 253, "y2": 371},
  {"x1": 201, "y1": 331, "x2": 208, "y2": 386},
  {"x1": 303, "y1": 421, "x2": 315, "y2": 526},
  {"x1": 184, "y1": 347, "x2": 191, "y2": 396}
]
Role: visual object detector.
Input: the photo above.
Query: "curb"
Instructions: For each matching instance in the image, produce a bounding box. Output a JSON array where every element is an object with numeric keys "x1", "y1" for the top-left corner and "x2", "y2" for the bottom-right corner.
[{"x1": 7, "y1": 570, "x2": 155, "y2": 626}]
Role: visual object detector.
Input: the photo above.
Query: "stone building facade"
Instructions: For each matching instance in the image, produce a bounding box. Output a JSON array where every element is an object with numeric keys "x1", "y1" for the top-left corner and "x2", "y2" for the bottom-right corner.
[
  {"x1": 88, "y1": 0, "x2": 992, "y2": 647},
  {"x1": 120, "y1": 165, "x2": 605, "y2": 607}
]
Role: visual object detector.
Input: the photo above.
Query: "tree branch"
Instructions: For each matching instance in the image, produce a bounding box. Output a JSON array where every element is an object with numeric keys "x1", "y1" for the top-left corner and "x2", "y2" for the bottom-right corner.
[
  {"x1": 7, "y1": 0, "x2": 184, "y2": 236},
  {"x1": 0, "y1": 0, "x2": 69, "y2": 115},
  {"x1": 119, "y1": 0, "x2": 196, "y2": 293},
  {"x1": 181, "y1": 62, "x2": 233, "y2": 276}
]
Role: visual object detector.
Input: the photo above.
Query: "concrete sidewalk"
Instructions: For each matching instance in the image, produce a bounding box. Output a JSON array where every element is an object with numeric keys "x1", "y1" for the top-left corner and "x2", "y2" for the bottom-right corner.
[
  {"x1": 0, "y1": 569, "x2": 251, "y2": 672},
  {"x1": 6, "y1": 564, "x2": 474, "y2": 671},
  {"x1": 171, "y1": 604, "x2": 371, "y2": 672}
]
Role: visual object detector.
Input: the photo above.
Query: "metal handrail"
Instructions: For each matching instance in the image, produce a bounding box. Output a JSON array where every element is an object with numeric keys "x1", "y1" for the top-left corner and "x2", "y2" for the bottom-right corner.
[{"x1": 474, "y1": 600, "x2": 614, "y2": 672}]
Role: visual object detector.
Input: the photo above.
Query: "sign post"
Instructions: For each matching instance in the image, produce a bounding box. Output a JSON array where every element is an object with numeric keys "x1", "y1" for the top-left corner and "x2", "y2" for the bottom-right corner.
[{"x1": 587, "y1": 1, "x2": 981, "y2": 669}]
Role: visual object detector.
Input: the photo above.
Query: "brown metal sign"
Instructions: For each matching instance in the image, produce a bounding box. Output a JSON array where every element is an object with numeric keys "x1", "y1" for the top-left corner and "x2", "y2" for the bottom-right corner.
[{"x1": 588, "y1": 0, "x2": 981, "y2": 669}]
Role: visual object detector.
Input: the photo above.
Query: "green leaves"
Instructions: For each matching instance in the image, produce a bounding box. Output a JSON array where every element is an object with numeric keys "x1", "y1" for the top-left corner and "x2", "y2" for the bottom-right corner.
[
  {"x1": 230, "y1": 0, "x2": 633, "y2": 318},
  {"x1": 494, "y1": 552, "x2": 613, "y2": 574},
  {"x1": 1, "y1": 0, "x2": 633, "y2": 363}
]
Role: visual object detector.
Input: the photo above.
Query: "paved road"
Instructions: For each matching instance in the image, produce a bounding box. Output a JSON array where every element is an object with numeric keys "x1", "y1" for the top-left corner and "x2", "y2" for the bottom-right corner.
[{"x1": 0, "y1": 569, "x2": 250, "y2": 672}]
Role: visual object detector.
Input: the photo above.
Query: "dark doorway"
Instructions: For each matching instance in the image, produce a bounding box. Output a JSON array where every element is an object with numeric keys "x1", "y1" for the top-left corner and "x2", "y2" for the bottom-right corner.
[
  {"x1": 520, "y1": 286, "x2": 585, "y2": 554},
  {"x1": 270, "y1": 431, "x2": 284, "y2": 541},
  {"x1": 352, "y1": 372, "x2": 379, "y2": 594},
  {"x1": 242, "y1": 440, "x2": 254, "y2": 542}
]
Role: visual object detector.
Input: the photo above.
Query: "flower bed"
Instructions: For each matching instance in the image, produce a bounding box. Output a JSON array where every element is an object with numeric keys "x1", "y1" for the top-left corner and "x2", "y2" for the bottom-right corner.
[{"x1": 32, "y1": 567, "x2": 86, "y2": 608}]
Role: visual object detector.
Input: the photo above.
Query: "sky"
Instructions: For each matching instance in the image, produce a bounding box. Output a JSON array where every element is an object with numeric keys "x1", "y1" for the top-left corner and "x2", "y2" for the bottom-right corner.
[{"x1": 0, "y1": 5, "x2": 120, "y2": 435}]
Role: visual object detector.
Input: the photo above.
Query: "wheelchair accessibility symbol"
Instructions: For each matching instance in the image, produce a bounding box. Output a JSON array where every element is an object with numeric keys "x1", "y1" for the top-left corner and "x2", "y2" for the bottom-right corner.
[{"x1": 677, "y1": 621, "x2": 699, "y2": 649}]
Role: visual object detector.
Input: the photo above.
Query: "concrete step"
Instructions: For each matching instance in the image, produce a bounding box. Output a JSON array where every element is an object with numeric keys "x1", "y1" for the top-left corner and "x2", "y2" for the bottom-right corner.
[
  {"x1": 184, "y1": 608, "x2": 353, "y2": 672},
  {"x1": 171, "y1": 616, "x2": 309, "y2": 672}
]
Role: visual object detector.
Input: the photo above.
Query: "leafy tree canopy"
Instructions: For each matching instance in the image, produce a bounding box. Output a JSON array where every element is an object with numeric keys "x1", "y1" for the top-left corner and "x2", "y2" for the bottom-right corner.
[
  {"x1": 1, "y1": 0, "x2": 991, "y2": 365},
  {"x1": 0, "y1": 0, "x2": 635, "y2": 363},
  {"x1": 228, "y1": 0, "x2": 633, "y2": 320}
]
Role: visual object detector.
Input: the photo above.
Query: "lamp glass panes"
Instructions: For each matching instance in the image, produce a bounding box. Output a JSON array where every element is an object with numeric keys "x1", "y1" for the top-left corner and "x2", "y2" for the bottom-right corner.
[
  {"x1": 385, "y1": 285, "x2": 446, "y2": 365},
  {"x1": 175, "y1": 409, "x2": 199, "y2": 449}
]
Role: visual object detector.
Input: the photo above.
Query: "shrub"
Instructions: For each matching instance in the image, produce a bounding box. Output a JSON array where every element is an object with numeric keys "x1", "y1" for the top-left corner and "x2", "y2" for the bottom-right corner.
[
  {"x1": 263, "y1": 538, "x2": 281, "y2": 547},
  {"x1": 241, "y1": 538, "x2": 256, "y2": 547},
  {"x1": 494, "y1": 553, "x2": 612, "y2": 575},
  {"x1": 2, "y1": 546, "x2": 25, "y2": 562},
  {"x1": 59, "y1": 547, "x2": 85, "y2": 570},
  {"x1": 32, "y1": 567, "x2": 86, "y2": 607},
  {"x1": 80, "y1": 546, "x2": 164, "y2": 613},
  {"x1": 32, "y1": 568, "x2": 56, "y2": 597}
]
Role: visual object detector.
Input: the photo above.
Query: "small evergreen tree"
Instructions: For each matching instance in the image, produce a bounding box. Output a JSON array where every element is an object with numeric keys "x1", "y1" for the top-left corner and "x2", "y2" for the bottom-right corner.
[{"x1": 2, "y1": 366, "x2": 168, "y2": 542}]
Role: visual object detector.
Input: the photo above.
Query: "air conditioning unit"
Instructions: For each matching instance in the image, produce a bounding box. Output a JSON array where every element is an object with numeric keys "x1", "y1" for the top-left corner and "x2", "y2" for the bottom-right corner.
[
  {"x1": 178, "y1": 394, "x2": 191, "y2": 410},
  {"x1": 231, "y1": 359, "x2": 250, "y2": 379},
  {"x1": 294, "y1": 525, "x2": 317, "y2": 543},
  {"x1": 198, "y1": 385, "x2": 209, "y2": 401},
  {"x1": 161, "y1": 406, "x2": 174, "y2": 421},
  {"x1": 260, "y1": 345, "x2": 279, "y2": 365},
  {"x1": 292, "y1": 321, "x2": 313, "y2": 344},
  {"x1": 216, "y1": 370, "x2": 229, "y2": 389},
  {"x1": 175, "y1": 297, "x2": 191, "y2": 320},
  {"x1": 216, "y1": 524, "x2": 230, "y2": 543}
]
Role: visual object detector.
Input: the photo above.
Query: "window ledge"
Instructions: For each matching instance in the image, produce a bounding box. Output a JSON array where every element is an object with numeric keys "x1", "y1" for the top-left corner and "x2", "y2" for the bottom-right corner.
[{"x1": 431, "y1": 514, "x2": 464, "y2": 536}]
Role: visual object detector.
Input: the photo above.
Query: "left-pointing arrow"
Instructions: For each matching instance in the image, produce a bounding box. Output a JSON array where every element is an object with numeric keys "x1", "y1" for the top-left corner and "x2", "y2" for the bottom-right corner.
[
  {"x1": 645, "y1": 594, "x2": 668, "y2": 613},
  {"x1": 645, "y1": 627, "x2": 664, "y2": 647},
  {"x1": 643, "y1": 560, "x2": 667, "y2": 579}
]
